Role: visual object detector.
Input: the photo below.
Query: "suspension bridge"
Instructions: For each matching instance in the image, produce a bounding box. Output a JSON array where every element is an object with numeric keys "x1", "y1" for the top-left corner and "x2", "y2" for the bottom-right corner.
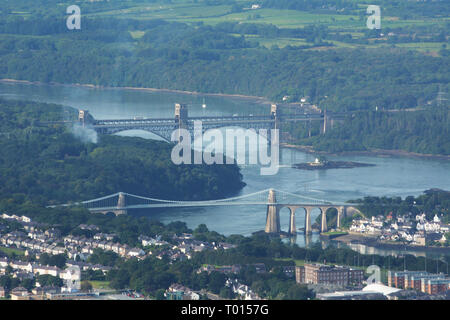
[{"x1": 48, "y1": 189, "x2": 361, "y2": 235}]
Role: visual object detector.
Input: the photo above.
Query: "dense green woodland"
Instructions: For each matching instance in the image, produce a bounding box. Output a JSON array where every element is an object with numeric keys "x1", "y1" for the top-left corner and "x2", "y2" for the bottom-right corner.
[
  {"x1": 0, "y1": 16, "x2": 447, "y2": 111},
  {"x1": 0, "y1": 99, "x2": 244, "y2": 206},
  {"x1": 0, "y1": 1, "x2": 448, "y2": 155},
  {"x1": 285, "y1": 107, "x2": 450, "y2": 154}
]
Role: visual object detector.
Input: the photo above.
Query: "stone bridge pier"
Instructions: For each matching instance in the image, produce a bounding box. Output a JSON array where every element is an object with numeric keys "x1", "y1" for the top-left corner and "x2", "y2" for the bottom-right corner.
[{"x1": 264, "y1": 189, "x2": 346, "y2": 235}]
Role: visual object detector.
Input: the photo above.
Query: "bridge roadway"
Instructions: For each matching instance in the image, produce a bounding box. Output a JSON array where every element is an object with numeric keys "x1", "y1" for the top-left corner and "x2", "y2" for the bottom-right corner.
[
  {"x1": 41, "y1": 103, "x2": 351, "y2": 139},
  {"x1": 93, "y1": 113, "x2": 324, "y2": 126},
  {"x1": 38, "y1": 104, "x2": 349, "y2": 141},
  {"x1": 87, "y1": 201, "x2": 353, "y2": 211},
  {"x1": 54, "y1": 189, "x2": 360, "y2": 235}
]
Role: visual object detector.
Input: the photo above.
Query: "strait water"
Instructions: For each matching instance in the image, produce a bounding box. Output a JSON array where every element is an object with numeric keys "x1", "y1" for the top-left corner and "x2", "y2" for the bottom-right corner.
[{"x1": 1, "y1": 81, "x2": 449, "y2": 258}]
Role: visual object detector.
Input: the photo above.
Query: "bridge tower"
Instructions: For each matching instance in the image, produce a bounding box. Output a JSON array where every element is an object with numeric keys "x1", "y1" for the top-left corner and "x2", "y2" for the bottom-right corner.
[
  {"x1": 78, "y1": 110, "x2": 90, "y2": 127},
  {"x1": 320, "y1": 110, "x2": 333, "y2": 135},
  {"x1": 265, "y1": 189, "x2": 280, "y2": 233},
  {"x1": 115, "y1": 192, "x2": 127, "y2": 216},
  {"x1": 174, "y1": 103, "x2": 189, "y2": 142},
  {"x1": 270, "y1": 104, "x2": 281, "y2": 130},
  {"x1": 175, "y1": 103, "x2": 188, "y2": 128}
]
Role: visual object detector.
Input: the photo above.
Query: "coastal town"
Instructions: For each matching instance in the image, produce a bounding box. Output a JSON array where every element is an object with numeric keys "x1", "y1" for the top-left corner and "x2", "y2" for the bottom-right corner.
[
  {"x1": 1, "y1": 208, "x2": 449, "y2": 300},
  {"x1": 0, "y1": 212, "x2": 270, "y2": 300},
  {"x1": 348, "y1": 212, "x2": 449, "y2": 247}
]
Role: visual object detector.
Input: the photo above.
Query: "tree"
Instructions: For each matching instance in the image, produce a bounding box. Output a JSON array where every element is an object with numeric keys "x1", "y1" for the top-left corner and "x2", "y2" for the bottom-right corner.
[
  {"x1": 284, "y1": 284, "x2": 314, "y2": 300},
  {"x1": 36, "y1": 275, "x2": 63, "y2": 287},
  {"x1": 195, "y1": 224, "x2": 209, "y2": 234},
  {"x1": 80, "y1": 280, "x2": 93, "y2": 292},
  {"x1": 155, "y1": 289, "x2": 166, "y2": 300},
  {"x1": 219, "y1": 286, "x2": 234, "y2": 299},
  {"x1": 39, "y1": 253, "x2": 67, "y2": 269},
  {"x1": 21, "y1": 279, "x2": 35, "y2": 291},
  {"x1": 207, "y1": 271, "x2": 226, "y2": 294},
  {"x1": 108, "y1": 269, "x2": 130, "y2": 289}
]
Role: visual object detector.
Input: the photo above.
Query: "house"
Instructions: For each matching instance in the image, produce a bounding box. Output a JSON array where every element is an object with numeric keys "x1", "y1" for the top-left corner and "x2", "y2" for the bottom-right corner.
[
  {"x1": 177, "y1": 244, "x2": 190, "y2": 254},
  {"x1": 32, "y1": 286, "x2": 60, "y2": 296},
  {"x1": 192, "y1": 245, "x2": 206, "y2": 252},
  {"x1": 252, "y1": 263, "x2": 266, "y2": 273},
  {"x1": 416, "y1": 213, "x2": 426, "y2": 223},
  {"x1": 413, "y1": 235, "x2": 426, "y2": 246},
  {"x1": 218, "y1": 242, "x2": 236, "y2": 250},
  {"x1": 180, "y1": 233, "x2": 193, "y2": 240},
  {"x1": 0, "y1": 257, "x2": 8, "y2": 268},
  {"x1": 10, "y1": 261, "x2": 33, "y2": 273},
  {"x1": 20, "y1": 216, "x2": 32, "y2": 223},
  {"x1": 13, "y1": 271, "x2": 34, "y2": 280},
  {"x1": 127, "y1": 248, "x2": 145, "y2": 257},
  {"x1": 0, "y1": 286, "x2": 5, "y2": 298},
  {"x1": 94, "y1": 233, "x2": 116, "y2": 241},
  {"x1": 140, "y1": 235, "x2": 168, "y2": 247},
  {"x1": 184, "y1": 291, "x2": 200, "y2": 300},
  {"x1": 119, "y1": 245, "x2": 130, "y2": 256},
  {"x1": 59, "y1": 266, "x2": 81, "y2": 282},
  {"x1": 45, "y1": 228, "x2": 61, "y2": 238},
  {"x1": 34, "y1": 265, "x2": 60, "y2": 277},
  {"x1": 282, "y1": 266, "x2": 296, "y2": 278},
  {"x1": 51, "y1": 246, "x2": 66, "y2": 255},
  {"x1": 111, "y1": 243, "x2": 121, "y2": 254},
  {"x1": 426, "y1": 233, "x2": 443, "y2": 243},
  {"x1": 244, "y1": 291, "x2": 261, "y2": 300},
  {"x1": 78, "y1": 224, "x2": 99, "y2": 232},
  {"x1": 10, "y1": 287, "x2": 29, "y2": 300}
]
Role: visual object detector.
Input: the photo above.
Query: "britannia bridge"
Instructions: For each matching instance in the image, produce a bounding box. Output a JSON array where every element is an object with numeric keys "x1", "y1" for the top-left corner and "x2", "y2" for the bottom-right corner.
[
  {"x1": 76, "y1": 103, "x2": 346, "y2": 141},
  {"x1": 49, "y1": 189, "x2": 361, "y2": 235}
]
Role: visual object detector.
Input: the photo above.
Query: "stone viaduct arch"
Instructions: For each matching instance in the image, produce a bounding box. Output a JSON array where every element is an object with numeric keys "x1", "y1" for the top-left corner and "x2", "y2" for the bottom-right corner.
[{"x1": 264, "y1": 189, "x2": 347, "y2": 235}]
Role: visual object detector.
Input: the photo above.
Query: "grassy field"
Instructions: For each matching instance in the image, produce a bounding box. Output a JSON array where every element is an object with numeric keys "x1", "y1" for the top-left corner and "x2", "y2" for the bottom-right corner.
[
  {"x1": 5, "y1": 0, "x2": 445, "y2": 54},
  {"x1": 0, "y1": 246, "x2": 25, "y2": 257},
  {"x1": 321, "y1": 231, "x2": 349, "y2": 236},
  {"x1": 86, "y1": 1, "x2": 448, "y2": 53},
  {"x1": 87, "y1": 1, "x2": 449, "y2": 29},
  {"x1": 88, "y1": 280, "x2": 111, "y2": 290},
  {"x1": 243, "y1": 34, "x2": 310, "y2": 48},
  {"x1": 275, "y1": 258, "x2": 306, "y2": 266}
]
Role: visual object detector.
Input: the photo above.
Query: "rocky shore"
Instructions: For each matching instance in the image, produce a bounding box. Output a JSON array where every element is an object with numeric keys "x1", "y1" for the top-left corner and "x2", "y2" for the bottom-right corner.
[{"x1": 292, "y1": 161, "x2": 375, "y2": 170}]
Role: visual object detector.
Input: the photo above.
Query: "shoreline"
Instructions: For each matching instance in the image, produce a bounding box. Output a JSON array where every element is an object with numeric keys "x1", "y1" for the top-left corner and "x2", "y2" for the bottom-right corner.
[
  {"x1": 0, "y1": 78, "x2": 274, "y2": 106},
  {"x1": 333, "y1": 233, "x2": 450, "y2": 254},
  {"x1": 292, "y1": 160, "x2": 375, "y2": 170},
  {"x1": 282, "y1": 143, "x2": 450, "y2": 161}
]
